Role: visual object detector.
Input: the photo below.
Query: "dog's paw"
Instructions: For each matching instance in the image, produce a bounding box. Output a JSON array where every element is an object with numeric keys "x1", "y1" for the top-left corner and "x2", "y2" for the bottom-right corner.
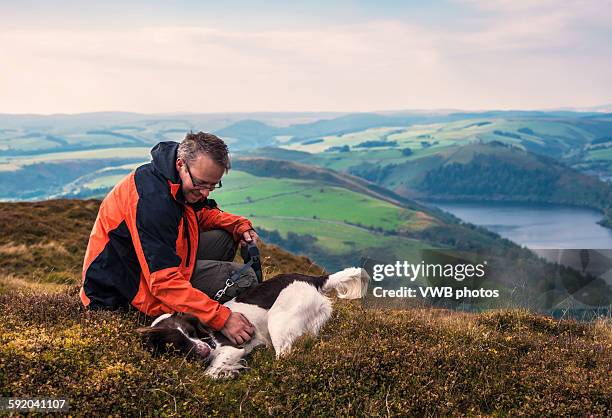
[
  {"x1": 274, "y1": 342, "x2": 294, "y2": 358},
  {"x1": 205, "y1": 367, "x2": 240, "y2": 379},
  {"x1": 205, "y1": 362, "x2": 249, "y2": 379},
  {"x1": 205, "y1": 368, "x2": 227, "y2": 379}
]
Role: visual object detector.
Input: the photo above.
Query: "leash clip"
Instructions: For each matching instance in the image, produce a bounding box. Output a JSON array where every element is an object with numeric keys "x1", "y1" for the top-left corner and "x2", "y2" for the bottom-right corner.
[{"x1": 214, "y1": 278, "x2": 235, "y2": 301}]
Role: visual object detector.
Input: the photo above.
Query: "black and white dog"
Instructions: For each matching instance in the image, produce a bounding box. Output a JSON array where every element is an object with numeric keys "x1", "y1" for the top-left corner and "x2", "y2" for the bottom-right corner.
[{"x1": 138, "y1": 267, "x2": 369, "y2": 378}]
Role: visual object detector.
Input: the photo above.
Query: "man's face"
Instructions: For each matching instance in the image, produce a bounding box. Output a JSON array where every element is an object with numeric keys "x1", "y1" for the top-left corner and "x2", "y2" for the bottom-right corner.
[{"x1": 176, "y1": 154, "x2": 225, "y2": 204}]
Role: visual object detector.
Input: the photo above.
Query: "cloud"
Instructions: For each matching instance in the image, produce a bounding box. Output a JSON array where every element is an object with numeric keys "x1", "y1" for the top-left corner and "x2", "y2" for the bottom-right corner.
[
  {"x1": 450, "y1": 0, "x2": 612, "y2": 53},
  {"x1": 0, "y1": 11, "x2": 610, "y2": 113},
  {"x1": 0, "y1": 23, "x2": 447, "y2": 113}
]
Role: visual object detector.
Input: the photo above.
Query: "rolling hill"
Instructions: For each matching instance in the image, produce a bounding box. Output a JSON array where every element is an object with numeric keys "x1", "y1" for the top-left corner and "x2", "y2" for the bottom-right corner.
[{"x1": 347, "y1": 141, "x2": 612, "y2": 206}]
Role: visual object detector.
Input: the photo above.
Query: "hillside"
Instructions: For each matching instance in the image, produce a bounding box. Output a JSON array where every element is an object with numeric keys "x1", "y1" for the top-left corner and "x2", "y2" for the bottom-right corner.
[
  {"x1": 0, "y1": 200, "x2": 610, "y2": 416},
  {"x1": 375, "y1": 142, "x2": 612, "y2": 207}
]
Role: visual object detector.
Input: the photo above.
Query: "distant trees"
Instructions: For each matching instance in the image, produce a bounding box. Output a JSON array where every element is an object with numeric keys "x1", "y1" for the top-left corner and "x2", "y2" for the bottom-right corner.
[
  {"x1": 301, "y1": 138, "x2": 324, "y2": 145},
  {"x1": 464, "y1": 121, "x2": 491, "y2": 128},
  {"x1": 493, "y1": 130, "x2": 522, "y2": 139},
  {"x1": 418, "y1": 153, "x2": 612, "y2": 214},
  {"x1": 325, "y1": 145, "x2": 350, "y2": 152},
  {"x1": 354, "y1": 140, "x2": 398, "y2": 148},
  {"x1": 419, "y1": 153, "x2": 559, "y2": 197}
]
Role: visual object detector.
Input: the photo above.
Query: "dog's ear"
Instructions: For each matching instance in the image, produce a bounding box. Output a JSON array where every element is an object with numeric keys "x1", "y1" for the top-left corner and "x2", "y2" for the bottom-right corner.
[
  {"x1": 137, "y1": 327, "x2": 164, "y2": 351},
  {"x1": 137, "y1": 327, "x2": 183, "y2": 354},
  {"x1": 137, "y1": 326, "x2": 211, "y2": 360},
  {"x1": 178, "y1": 313, "x2": 211, "y2": 338}
]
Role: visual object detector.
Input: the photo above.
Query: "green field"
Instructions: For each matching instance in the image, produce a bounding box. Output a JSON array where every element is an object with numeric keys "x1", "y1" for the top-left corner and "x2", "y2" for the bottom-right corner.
[
  {"x1": 72, "y1": 162, "x2": 145, "y2": 191},
  {"x1": 306, "y1": 144, "x2": 457, "y2": 172},
  {"x1": 219, "y1": 171, "x2": 419, "y2": 233},
  {"x1": 250, "y1": 217, "x2": 427, "y2": 255},
  {"x1": 211, "y1": 170, "x2": 438, "y2": 268}
]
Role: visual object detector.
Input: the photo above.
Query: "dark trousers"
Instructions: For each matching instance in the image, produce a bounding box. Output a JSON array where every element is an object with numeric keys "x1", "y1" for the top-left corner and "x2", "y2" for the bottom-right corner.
[{"x1": 190, "y1": 229, "x2": 258, "y2": 303}]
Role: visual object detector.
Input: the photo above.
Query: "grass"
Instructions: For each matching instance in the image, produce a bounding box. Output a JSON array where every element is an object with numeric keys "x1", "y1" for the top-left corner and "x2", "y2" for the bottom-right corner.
[
  {"x1": 0, "y1": 199, "x2": 610, "y2": 416},
  {"x1": 1, "y1": 288, "x2": 610, "y2": 416}
]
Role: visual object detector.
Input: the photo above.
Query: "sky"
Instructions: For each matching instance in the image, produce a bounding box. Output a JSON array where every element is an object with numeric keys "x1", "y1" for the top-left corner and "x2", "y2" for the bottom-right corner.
[{"x1": 1, "y1": 0, "x2": 611, "y2": 114}]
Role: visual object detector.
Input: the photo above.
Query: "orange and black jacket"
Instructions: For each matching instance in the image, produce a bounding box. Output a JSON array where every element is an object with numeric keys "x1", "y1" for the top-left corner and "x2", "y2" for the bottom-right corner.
[{"x1": 81, "y1": 141, "x2": 253, "y2": 330}]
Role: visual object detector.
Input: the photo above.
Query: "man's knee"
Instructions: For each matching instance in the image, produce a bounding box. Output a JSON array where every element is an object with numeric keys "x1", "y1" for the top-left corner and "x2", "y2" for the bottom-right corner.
[
  {"x1": 197, "y1": 229, "x2": 237, "y2": 262},
  {"x1": 220, "y1": 266, "x2": 258, "y2": 303},
  {"x1": 191, "y1": 260, "x2": 258, "y2": 304}
]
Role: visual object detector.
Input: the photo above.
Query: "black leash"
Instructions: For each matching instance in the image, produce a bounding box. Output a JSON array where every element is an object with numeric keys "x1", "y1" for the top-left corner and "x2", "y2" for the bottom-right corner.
[{"x1": 243, "y1": 241, "x2": 263, "y2": 283}]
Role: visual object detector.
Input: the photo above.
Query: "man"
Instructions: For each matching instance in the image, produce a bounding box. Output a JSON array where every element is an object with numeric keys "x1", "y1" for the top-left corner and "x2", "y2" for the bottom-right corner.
[{"x1": 81, "y1": 132, "x2": 258, "y2": 345}]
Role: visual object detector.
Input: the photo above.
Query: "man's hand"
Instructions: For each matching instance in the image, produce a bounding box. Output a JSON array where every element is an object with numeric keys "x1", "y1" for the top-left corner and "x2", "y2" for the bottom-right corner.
[
  {"x1": 220, "y1": 311, "x2": 255, "y2": 345},
  {"x1": 240, "y1": 229, "x2": 259, "y2": 247}
]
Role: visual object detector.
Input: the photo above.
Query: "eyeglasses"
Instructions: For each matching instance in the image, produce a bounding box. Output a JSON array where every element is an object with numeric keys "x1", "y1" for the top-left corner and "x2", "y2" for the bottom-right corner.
[{"x1": 184, "y1": 163, "x2": 223, "y2": 191}]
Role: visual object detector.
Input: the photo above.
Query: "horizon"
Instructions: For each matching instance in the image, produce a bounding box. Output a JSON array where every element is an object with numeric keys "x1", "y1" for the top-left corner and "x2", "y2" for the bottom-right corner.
[{"x1": 2, "y1": 104, "x2": 612, "y2": 118}]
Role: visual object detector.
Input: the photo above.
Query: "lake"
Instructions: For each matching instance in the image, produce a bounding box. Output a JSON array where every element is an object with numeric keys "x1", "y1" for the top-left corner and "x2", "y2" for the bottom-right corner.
[{"x1": 428, "y1": 201, "x2": 612, "y2": 249}]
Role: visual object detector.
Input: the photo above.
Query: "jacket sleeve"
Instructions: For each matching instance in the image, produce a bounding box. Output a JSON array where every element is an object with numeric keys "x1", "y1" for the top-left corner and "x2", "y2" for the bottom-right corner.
[
  {"x1": 126, "y1": 194, "x2": 231, "y2": 330},
  {"x1": 197, "y1": 206, "x2": 254, "y2": 242}
]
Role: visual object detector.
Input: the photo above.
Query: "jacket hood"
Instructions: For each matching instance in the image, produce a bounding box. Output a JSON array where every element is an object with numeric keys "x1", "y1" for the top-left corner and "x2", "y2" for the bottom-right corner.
[
  {"x1": 151, "y1": 141, "x2": 181, "y2": 184},
  {"x1": 150, "y1": 141, "x2": 217, "y2": 211}
]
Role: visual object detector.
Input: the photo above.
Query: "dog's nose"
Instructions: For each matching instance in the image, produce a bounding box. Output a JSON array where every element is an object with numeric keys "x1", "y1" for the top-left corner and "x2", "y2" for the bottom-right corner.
[{"x1": 195, "y1": 341, "x2": 212, "y2": 360}]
